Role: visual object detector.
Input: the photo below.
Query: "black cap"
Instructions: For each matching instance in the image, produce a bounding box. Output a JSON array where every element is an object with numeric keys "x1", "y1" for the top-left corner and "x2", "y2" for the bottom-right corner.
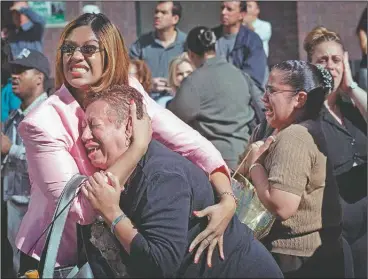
[{"x1": 9, "y1": 48, "x2": 50, "y2": 78}]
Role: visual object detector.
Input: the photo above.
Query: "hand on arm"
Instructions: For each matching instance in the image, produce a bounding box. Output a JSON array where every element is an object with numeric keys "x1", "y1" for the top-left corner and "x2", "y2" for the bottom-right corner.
[{"x1": 340, "y1": 51, "x2": 367, "y2": 122}]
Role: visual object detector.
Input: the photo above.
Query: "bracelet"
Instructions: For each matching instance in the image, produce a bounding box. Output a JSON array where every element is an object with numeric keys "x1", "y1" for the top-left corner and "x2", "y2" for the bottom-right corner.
[
  {"x1": 248, "y1": 163, "x2": 263, "y2": 176},
  {"x1": 218, "y1": 191, "x2": 239, "y2": 205},
  {"x1": 110, "y1": 213, "x2": 127, "y2": 235}
]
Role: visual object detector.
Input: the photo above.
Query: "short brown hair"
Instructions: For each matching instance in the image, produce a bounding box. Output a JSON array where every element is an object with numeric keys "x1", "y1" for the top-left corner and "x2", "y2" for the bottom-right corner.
[
  {"x1": 303, "y1": 26, "x2": 344, "y2": 62},
  {"x1": 83, "y1": 84, "x2": 144, "y2": 125},
  {"x1": 55, "y1": 13, "x2": 130, "y2": 92},
  {"x1": 130, "y1": 60, "x2": 152, "y2": 93}
]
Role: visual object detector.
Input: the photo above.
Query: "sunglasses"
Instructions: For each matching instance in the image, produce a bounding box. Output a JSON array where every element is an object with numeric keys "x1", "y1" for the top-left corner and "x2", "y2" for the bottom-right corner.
[{"x1": 60, "y1": 44, "x2": 104, "y2": 56}]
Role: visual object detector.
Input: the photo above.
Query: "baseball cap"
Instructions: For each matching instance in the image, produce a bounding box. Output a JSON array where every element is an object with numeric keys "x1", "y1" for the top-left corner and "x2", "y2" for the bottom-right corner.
[
  {"x1": 82, "y1": 5, "x2": 101, "y2": 14},
  {"x1": 9, "y1": 48, "x2": 50, "y2": 78}
]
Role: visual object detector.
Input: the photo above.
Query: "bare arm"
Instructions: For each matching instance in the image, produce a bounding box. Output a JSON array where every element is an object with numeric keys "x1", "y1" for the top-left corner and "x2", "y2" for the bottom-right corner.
[
  {"x1": 358, "y1": 29, "x2": 367, "y2": 55},
  {"x1": 249, "y1": 164, "x2": 301, "y2": 221}
]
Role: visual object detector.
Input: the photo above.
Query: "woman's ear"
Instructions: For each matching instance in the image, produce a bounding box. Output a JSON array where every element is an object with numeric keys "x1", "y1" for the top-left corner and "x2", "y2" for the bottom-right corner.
[
  {"x1": 124, "y1": 116, "x2": 133, "y2": 145},
  {"x1": 295, "y1": 91, "x2": 308, "y2": 108}
]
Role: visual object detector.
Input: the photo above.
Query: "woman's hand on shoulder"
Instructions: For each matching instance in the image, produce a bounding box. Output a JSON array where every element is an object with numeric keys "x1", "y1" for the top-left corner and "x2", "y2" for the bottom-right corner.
[{"x1": 130, "y1": 100, "x2": 152, "y2": 153}]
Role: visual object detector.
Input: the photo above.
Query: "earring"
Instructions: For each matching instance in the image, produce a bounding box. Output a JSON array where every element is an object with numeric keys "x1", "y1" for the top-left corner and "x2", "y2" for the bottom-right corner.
[{"x1": 125, "y1": 137, "x2": 131, "y2": 147}]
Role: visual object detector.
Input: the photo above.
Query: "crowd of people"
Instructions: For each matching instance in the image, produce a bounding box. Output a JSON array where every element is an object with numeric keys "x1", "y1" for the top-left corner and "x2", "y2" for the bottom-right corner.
[{"x1": 1, "y1": 1, "x2": 367, "y2": 278}]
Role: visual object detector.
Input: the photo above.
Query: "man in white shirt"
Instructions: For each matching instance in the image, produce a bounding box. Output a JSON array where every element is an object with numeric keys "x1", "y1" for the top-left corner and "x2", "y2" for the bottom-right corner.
[{"x1": 243, "y1": 1, "x2": 272, "y2": 57}]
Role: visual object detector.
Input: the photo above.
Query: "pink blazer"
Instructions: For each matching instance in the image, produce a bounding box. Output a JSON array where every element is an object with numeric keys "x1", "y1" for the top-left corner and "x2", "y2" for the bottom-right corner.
[{"x1": 16, "y1": 77, "x2": 228, "y2": 267}]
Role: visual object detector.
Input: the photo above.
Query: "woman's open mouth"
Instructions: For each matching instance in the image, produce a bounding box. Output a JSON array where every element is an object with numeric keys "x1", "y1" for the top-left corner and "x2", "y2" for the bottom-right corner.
[
  {"x1": 86, "y1": 145, "x2": 101, "y2": 159},
  {"x1": 264, "y1": 104, "x2": 274, "y2": 118}
]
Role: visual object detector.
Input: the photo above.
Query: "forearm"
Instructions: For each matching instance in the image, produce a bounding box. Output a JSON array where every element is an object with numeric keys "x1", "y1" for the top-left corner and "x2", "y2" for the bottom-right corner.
[
  {"x1": 210, "y1": 169, "x2": 236, "y2": 211},
  {"x1": 347, "y1": 87, "x2": 368, "y2": 122},
  {"x1": 106, "y1": 143, "x2": 147, "y2": 186},
  {"x1": 103, "y1": 208, "x2": 138, "y2": 254},
  {"x1": 20, "y1": 7, "x2": 46, "y2": 25},
  {"x1": 358, "y1": 30, "x2": 367, "y2": 55}
]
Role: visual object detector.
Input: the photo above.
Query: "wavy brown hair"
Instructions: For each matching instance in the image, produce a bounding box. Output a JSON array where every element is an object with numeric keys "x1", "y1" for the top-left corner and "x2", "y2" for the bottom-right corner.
[{"x1": 55, "y1": 13, "x2": 130, "y2": 92}]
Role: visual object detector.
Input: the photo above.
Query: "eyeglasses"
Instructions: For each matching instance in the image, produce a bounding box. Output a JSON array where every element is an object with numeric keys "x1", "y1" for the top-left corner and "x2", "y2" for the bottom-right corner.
[
  {"x1": 265, "y1": 87, "x2": 298, "y2": 96},
  {"x1": 60, "y1": 44, "x2": 104, "y2": 56}
]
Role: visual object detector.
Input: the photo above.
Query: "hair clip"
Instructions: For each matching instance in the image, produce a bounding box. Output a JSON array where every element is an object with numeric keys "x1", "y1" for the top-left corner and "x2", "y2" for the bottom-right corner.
[{"x1": 316, "y1": 64, "x2": 333, "y2": 91}]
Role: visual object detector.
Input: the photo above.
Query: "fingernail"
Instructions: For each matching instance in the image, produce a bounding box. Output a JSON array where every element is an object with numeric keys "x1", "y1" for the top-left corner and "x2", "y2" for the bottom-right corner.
[
  {"x1": 194, "y1": 258, "x2": 198, "y2": 264},
  {"x1": 130, "y1": 99, "x2": 135, "y2": 104},
  {"x1": 106, "y1": 171, "x2": 112, "y2": 176},
  {"x1": 208, "y1": 263, "x2": 212, "y2": 268},
  {"x1": 193, "y1": 211, "x2": 198, "y2": 216},
  {"x1": 221, "y1": 256, "x2": 225, "y2": 261},
  {"x1": 188, "y1": 247, "x2": 192, "y2": 252}
]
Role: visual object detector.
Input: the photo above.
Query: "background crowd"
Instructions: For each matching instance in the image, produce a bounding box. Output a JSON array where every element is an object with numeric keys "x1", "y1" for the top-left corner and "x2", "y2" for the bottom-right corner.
[{"x1": 1, "y1": 1, "x2": 367, "y2": 278}]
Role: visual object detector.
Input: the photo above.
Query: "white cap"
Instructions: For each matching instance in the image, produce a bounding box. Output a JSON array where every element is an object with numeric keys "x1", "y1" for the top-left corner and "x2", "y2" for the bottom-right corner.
[{"x1": 82, "y1": 5, "x2": 100, "y2": 14}]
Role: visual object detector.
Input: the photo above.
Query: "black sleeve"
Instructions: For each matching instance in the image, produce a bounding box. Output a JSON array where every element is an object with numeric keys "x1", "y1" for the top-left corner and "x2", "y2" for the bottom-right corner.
[{"x1": 127, "y1": 172, "x2": 191, "y2": 278}]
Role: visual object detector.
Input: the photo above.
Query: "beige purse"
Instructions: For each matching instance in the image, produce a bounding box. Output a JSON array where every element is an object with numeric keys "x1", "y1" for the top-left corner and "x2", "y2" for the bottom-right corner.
[{"x1": 231, "y1": 148, "x2": 275, "y2": 240}]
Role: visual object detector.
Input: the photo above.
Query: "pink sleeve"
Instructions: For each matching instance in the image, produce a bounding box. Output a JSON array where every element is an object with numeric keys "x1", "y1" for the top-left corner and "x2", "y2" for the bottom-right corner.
[
  {"x1": 19, "y1": 118, "x2": 97, "y2": 225},
  {"x1": 129, "y1": 78, "x2": 230, "y2": 177}
]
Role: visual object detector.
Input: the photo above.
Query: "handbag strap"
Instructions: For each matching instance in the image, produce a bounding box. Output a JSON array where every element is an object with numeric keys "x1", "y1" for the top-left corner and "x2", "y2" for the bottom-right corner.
[
  {"x1": 38, "y1": 174, "x2": 87, "y2": 279},
  {"x1": 232, "y1": 147, "x2": 253, "y2": 179}
]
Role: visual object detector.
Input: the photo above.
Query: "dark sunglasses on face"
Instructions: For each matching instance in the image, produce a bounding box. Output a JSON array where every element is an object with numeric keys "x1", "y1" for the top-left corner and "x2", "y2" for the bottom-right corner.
[{"x1": 60, "y1": 44, "x2": 103, "y2": 56}]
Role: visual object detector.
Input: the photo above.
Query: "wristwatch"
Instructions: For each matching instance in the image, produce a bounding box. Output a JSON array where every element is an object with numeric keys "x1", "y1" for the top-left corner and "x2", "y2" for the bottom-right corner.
[{"x1": 349, "y1": 81, "x2": 358, "y2": 90}]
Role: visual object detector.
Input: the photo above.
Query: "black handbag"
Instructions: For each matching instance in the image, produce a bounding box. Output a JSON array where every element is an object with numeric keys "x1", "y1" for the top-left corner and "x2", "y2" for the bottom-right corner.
[{"x1": 36, "y1": 174, "x2": 94, "y2": 278}]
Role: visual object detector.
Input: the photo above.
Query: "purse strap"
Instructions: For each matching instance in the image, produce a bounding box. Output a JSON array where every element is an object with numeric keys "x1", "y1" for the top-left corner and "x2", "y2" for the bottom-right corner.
[
  {"x1": 232, "y1": 147, "x2": 253, "y2": 179},
  {"x1": 38, "y1": 174, "x2": 87, "y2": 279}
]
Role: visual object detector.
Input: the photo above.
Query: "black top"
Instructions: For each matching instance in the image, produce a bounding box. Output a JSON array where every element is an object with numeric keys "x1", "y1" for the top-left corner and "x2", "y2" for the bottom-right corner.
[
  {"x1": 95, "y1": 140, "x2": 282, "y2": 278},
  {"x1": 320, "y1": 97, "x2": 367, "y2": 203}
]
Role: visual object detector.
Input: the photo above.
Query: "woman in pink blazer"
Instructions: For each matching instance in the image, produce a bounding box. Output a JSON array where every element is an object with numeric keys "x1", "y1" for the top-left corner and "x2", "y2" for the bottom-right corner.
[{"x1": 16, "y1": 13, "x2": 237, "y2": 272}]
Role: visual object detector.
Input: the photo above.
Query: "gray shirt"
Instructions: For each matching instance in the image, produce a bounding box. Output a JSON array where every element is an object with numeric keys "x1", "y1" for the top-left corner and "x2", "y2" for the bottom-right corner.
[
  {"x1": 129, "y1": 29, "x2": 187, "y2": 79},
  {"x1": 2, "y1": 93, "x2": 47, "y2": 201},
  {"x1": 168, "y1": 56, "x2": 254, "y2": 169},
  {"x1": 215, "y1": 32, "x2": 237, "y2": 61}
]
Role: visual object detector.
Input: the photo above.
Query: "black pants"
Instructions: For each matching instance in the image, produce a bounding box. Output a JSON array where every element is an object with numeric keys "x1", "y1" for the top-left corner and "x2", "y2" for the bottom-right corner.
[
  {"x1": 272, "y1": 239, "x2": 344, "y2": 278},
  {"x1": 2, "y1": 200, "x2": 14, "y2": 277},
  {"x1": 19, "y1": 251, "x2": 39, "y2": 276}
]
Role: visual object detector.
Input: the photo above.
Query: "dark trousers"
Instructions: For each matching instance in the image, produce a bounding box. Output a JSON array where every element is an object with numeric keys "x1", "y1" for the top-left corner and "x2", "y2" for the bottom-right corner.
[
  {"x1": 272, "y1": 239, "x2": 345, "y2": 278},
  {"x1": 2, "y1": 200, "x2": 14, "y2": 277},
  {"x1": 19, "y1": 251, "x2": 39, "y2": 276}
]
